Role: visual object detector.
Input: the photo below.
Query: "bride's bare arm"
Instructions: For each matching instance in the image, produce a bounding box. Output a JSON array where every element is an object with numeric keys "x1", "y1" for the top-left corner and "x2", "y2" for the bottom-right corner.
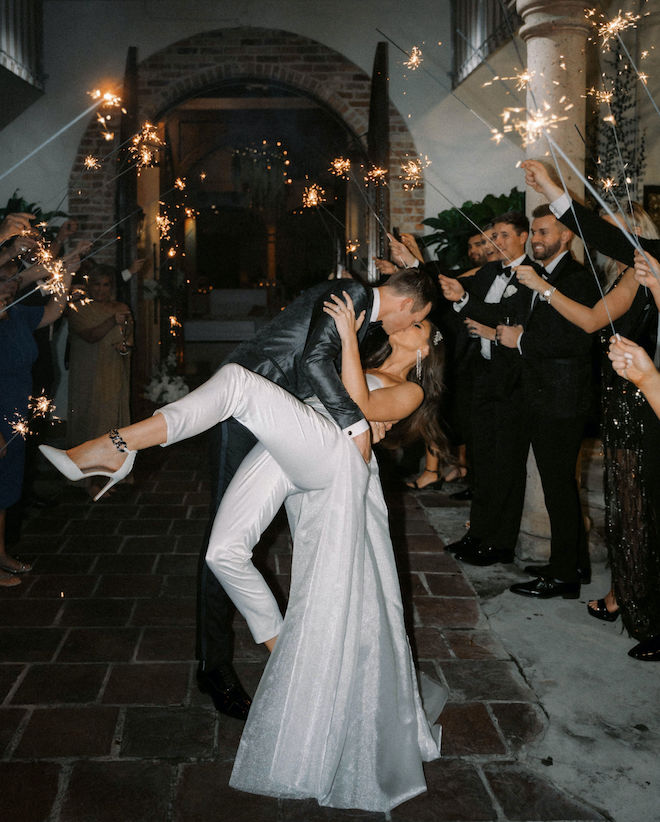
[
  {"x1": 323, "y1": 293, "x2": 423, "y2": 422},
  {"x1": 515, "y1": 264, "x2": 638, "y2": 333}
]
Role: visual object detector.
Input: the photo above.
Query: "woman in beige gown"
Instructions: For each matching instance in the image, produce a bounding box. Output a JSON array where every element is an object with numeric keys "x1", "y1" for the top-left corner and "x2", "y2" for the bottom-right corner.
[{"x1": 67, "y1": 265, "x2": 133, "y2": 496}]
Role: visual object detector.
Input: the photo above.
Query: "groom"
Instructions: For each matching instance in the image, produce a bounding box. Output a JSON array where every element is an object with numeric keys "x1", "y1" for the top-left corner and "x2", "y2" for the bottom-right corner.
[{"x1": 197, "y1": 269, "x2": 437, "y2": 718}]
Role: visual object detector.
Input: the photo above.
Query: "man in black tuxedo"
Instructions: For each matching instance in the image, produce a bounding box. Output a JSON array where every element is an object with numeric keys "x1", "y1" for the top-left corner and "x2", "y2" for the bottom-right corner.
[
  {"x1": 439, "y1": 211, "x2": 534, "y2": 565},
  {"x1": 198, "y1": 270, "x2": 437, "y2": 718},
  {"x1": 496, "y1": 205, "x2": 599, "y2": 597}
]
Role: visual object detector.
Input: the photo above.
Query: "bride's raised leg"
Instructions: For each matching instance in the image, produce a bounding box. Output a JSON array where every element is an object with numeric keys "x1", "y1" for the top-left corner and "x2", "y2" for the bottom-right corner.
[{"x1": 49, "y1": 364, "x2": 357, "y2": 493}]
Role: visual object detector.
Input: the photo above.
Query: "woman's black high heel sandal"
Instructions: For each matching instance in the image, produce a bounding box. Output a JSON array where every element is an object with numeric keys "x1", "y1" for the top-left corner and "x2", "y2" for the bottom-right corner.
[
  {"x1": 406, "y1": 468, "x2": 445, "y2": 492},
  {"x1": 587, "y1": 598, "x2": 620, "y2": 622}
]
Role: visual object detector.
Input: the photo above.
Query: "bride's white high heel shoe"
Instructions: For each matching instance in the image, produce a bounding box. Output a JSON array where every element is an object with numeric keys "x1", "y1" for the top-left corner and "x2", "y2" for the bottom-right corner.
[{"x1": 39, "y1": 431, "x2": 136, "y2": 502}]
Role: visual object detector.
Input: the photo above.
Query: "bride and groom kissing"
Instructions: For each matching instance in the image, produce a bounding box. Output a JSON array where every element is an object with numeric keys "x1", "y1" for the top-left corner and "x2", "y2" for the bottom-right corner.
[{"x1": 41, "y1": 267, "x2": 446, "y2": 812}]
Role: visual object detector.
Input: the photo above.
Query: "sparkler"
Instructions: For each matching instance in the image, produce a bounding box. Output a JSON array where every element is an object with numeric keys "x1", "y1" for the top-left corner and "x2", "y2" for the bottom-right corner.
[
  {"x1": 84, "y1": 155, "x2": 101, "y2": 171},
  {"x1": 29, "y1": 395, "x2": 58, "y2": 420},
  {"x1": 364, "y1": 166, "x2": 388, "y2": 186},
  {"x1": 128, "y1": 122, "x2": 164, "y2": 172},
  {"x1": 329, "y1": 157, "x2": 351, "y2": 179},
  {"x1": 156, "y1": 215, "x2": 173, "y2": 240},
  {"x1": 399, "y1": 155, "x2": 430, "y2": 190},
  {"x1": 302, "y1": 184, "x2": 326, "y2": 208},
  {"x1": 586, "y1": 8, "x2": 641, "y2": 47},
  {"x1": 0, "y1": 88, "x2": 121, "y2": 183},
  {"x1": 1, "y1": 394, "x2": 59, "y2": 455},
  {"x1": 174, "y1": 177, "x2": 186, "y2": 191},
  {"x1": 404, "y1": 46, "x2": 423, "y2": 71}
]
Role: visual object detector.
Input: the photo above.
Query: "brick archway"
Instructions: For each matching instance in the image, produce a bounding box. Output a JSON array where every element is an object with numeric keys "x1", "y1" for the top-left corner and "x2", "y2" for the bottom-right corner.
[{"x1": 69, "y1": 27, "x2": 424, "y2": 258}]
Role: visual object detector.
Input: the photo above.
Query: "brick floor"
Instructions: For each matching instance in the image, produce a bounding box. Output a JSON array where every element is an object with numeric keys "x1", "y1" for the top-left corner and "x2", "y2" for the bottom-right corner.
[{"x1": 1, "y1": 439, "x2": 605, "y2": 821}]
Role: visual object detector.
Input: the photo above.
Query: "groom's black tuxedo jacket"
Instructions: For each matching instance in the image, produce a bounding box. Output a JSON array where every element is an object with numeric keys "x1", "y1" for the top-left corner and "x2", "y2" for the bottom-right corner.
[
  {"x1": 558, "y1": 199, "x2": 660, "y2": 268},
  {"x1": 226, "y1": 278, "x2": 374, "y2": 432},
  {"x1": 517, "y1": 253, "x2": 599, "y2": 419}
]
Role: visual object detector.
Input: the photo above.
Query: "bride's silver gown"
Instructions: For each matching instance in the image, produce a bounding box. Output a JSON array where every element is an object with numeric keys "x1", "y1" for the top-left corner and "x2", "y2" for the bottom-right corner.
[{"x1": 159, "y1": 364, "x2": 443, "y2": 813}]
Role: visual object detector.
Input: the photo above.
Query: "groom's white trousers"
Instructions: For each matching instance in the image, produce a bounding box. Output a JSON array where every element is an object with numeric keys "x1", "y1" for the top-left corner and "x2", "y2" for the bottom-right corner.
[{"x1": 158, "y1": 364, "x2": 367, "y2": 644}]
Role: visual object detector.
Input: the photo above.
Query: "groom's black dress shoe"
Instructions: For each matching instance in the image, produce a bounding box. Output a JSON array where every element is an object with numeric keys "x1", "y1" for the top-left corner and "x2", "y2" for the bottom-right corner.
[
  {"x1": 456, "y1": 543, "x2": 514, "y2": 566},
  {"x1": 510, "y1": 576, "x2": 580, "y2": 599},
  {"x1": 523, "y1": 563, "x2": 591, "y2": 585},
  {"x1": 628, "y1": 634, "x2": 660, "y2": 661},
  {"x1": 444, "y1": 533, "x2": 480, "y2": 554},
  {"x1": 197, "y1": 664, "x2": 252, "y2": 720}
]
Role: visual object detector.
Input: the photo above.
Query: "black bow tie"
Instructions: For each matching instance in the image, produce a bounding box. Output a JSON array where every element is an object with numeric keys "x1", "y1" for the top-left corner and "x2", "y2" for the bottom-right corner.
[{"x1": 500, "y1": 266, "x2": 511, "y2": 278}]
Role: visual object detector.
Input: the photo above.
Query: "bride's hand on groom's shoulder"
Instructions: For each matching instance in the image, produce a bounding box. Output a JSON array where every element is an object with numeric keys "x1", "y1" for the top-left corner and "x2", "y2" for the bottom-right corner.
[{"x1": 323, "y1": 291, "x2": 365, "y2": 341}]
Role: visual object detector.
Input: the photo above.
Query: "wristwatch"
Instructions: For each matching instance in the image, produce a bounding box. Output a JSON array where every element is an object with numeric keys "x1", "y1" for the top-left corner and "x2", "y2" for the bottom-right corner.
[{"x1": 539, "y1": 286, "x2": 556, "y2": 302}]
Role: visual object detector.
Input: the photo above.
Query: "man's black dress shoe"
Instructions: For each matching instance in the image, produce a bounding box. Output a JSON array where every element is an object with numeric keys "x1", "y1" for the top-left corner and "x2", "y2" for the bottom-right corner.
[
  {"x1": 523, "y1": 563, "x2": 591, "y2": 585},
  {"x1": 449, "y1": 487, "x2": 473, "y2": 501},
  {"x1": 628, "y1": 634, "x2": 660, "y2": 661},
  {"x1": 456, "y1": 543, "x2": 514, "y2": 566},
  {"x1": 510, "y1": 576, "x2": 580, "y2": 599},
  {"x1": 197, "y1": 664, "x2": 252, "y2": 720},
  {"x1": 444, "y1": 533, "x2": 480, "y2": 554}
]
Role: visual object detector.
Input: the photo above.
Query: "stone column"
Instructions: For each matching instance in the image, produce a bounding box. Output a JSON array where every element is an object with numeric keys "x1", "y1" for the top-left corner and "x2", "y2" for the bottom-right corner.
[{"x1": 515, "y1": 0, "x2": 592, "y2": 562}]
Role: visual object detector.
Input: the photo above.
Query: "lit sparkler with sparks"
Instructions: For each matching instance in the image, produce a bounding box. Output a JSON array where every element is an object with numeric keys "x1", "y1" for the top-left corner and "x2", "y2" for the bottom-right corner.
[
  {"x1": 156, "y1": 215, "x2": 172, "y2": 240},
  {"x1": 169, "y1": 315, "x2": 182, "y2": 336},
  {"x1": 346, "y1": 240, "x2": 360, "y2": 254},
  {"x1": 0, "y1": 413, "x2": 29, "y2": 455},
  {"x1": 500, "y1": 104, "x2": 569, "y2": 148},
  {"x1": 586, "y1": 86, "x2": 614, "y2": 105},
  {"x1": 89, "y1": 89, "x2": 122, "y2": 108},
  {"x1": 400, "y1": 155, "x2": 430, "y2": 190},
  {"x1": 330, "y1": 157, "x2": 351, "y2": 178},
  {"x1": 404, "y1": 46, "x2": 423, "y2": 71},
  {"x1": 302, "y1": 184, "x2": 326, "y2": 208},
  {"x1": 364, "y1": 166, "x2": 388, "y2": 186},
  {"x1": 174, "y1": 177, "x2": 186, "y2": 190},
  {"x1": 129, "y1": 123, "x2": 164, "y2": 172},
  {"x1": 587, "y1": 8, "x2": 641, "y2": 47},
  {"x1": 29, "y1": 394, "x2": 58, "y2": 420},
  {"x1": 84, "y1": 155, "x2": 101, "y2": 170}
]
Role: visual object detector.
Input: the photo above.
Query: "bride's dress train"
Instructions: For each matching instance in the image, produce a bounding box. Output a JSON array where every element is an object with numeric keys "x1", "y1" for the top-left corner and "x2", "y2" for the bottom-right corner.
[{"x1": 158, "y1": 365, "x2": 443, "y2": 812}]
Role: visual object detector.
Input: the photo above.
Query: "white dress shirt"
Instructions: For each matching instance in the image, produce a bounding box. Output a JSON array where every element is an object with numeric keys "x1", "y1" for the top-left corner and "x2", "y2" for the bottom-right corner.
[{"x1": 454, "y1": 255, "x2": 526, "y2": 360}]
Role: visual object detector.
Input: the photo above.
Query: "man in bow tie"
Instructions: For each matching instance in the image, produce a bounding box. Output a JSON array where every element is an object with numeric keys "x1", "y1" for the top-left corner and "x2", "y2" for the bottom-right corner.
[
  {"x1": 496, "y1": 205, "x2": 599, "y2": 599},
  {"x1": 438, "y1": 211, "x2": 535, "y2": 566}
]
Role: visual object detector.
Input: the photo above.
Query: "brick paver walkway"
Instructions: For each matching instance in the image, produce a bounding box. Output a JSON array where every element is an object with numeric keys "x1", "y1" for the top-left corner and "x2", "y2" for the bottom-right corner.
[{"x1": 2, "y1": 436, "x2": 604, "y2": 821}]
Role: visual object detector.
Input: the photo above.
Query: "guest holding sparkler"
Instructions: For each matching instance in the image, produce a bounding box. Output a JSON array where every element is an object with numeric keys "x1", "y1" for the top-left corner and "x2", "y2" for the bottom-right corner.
[
  {"x1": 0, "y1": 229, "x2": 77, "y2": 587},
  {"x1": 522, "y1": 159, "x2": 660, "y2": 661},
  {"x1": 66, "y1": 264, "x2": 134, "y2": 499}
]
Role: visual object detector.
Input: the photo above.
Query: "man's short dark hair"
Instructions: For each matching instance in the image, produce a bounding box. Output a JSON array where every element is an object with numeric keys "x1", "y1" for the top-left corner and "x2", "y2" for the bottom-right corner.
[
  {"x1": 531, "y1": 203, "x2": 553, "y2": 220},
  {"x1": 387, "y1": 268, "x2": 437, "y2": 312},
  {"x1": 493, "y1": 211, "x2": 529, "y2": 235}
]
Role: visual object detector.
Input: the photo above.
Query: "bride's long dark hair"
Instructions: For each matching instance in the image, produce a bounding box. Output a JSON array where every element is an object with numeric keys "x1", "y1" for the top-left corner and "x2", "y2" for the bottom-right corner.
[{"x1": 361, "y1": 321, "x2": 449, "y2": 461}]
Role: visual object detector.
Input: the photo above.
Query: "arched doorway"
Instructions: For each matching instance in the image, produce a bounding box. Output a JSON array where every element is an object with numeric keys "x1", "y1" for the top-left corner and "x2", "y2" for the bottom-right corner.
[{"x1": 67, "y1": 27, "x2": 423, "y2": 387}]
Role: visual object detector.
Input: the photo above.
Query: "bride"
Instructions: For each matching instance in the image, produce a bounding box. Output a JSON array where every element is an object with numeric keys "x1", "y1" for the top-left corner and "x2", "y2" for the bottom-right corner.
[{"x1": 40, "y1": 292, "x2": 447, "y2": 813}]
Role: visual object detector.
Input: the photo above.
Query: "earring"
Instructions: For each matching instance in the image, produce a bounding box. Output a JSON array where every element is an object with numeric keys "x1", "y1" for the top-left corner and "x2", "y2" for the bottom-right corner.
[{"x1": 416, "y1": 349, "x2": 422, "y2": 380}]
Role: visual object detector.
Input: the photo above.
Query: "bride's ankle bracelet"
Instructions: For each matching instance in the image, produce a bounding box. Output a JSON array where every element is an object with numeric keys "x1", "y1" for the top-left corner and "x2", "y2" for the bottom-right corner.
[{"x1": 108, "y1": 429, "x2": 129, "y2": 453}]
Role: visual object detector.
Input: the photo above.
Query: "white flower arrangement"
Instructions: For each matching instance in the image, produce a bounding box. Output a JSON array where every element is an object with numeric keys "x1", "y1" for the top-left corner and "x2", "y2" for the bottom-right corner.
[{"x1": 144, "y1": 351, "x2": 189, "y2": 404}]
